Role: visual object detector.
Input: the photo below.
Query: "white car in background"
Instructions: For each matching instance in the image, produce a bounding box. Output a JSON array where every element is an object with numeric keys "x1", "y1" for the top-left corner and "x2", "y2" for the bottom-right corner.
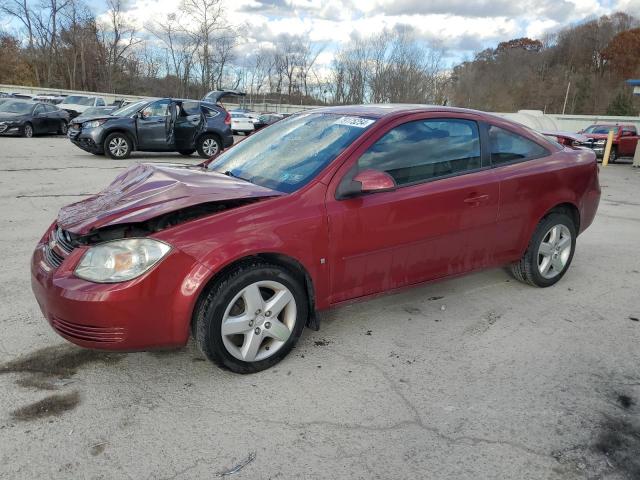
[
  {"x1": 59, "y1": 95, "x2": 107, "y2": 118},
  {"x1": 230, "y1": 112, "x2": 255, "y2": 135}
]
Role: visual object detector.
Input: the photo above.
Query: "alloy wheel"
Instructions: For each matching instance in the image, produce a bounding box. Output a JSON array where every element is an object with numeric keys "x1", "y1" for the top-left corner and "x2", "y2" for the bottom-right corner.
[
  {"x1": 108, "y1": 137, "x2": 129, "y2": 158},
  {"x1": 202, "y1": 138, "x2": 219, "y2": 157},
  {"x1": 24, "y1": 124, "x2": 33, "y2": 138},
  {"x1": 537, "y1": 224, "x2": 572, "y2": 279},
  {"x1": 60, "y1": 121, "x2": 68, "y2": 135},
  {"x1": 221, "y1": 280, "x2": 297, "y2": 362}
]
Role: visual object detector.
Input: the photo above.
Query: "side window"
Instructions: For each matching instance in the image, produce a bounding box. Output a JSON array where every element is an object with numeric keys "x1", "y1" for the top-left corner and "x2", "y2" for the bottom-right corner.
[
  {"x1": 44, "y1": 104, "x2": 56, "y2": 112},
  {"x1": 33, "y1": 104, "x2": 44, "y2": 115},
  {"x1": 356, "y1": 119, "x2": 481, "y2": 186},
  {"x1": 182, "y1": 101, "x2": 200, "y2": 115},
  {"x1": 96, "y1": 98, "x2": 105, "y2": 106},
  {"x1": 140, "y1": 100, "x2": 170, "y2": 118},
  {"x1": 488, "y1": 125, "x2": 548, "y2": 165}
]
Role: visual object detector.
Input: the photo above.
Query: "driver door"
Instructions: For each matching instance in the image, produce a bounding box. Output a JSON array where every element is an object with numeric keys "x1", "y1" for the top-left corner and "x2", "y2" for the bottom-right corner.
[
  {"x1": 325, "y1": 114, "x2": 500, "y2": 304},
  {"x1": 618, "y1": 128, "x2": 638, "y2": 157},
  {"x1": 136, "y1": 99, "x2": 173, "y2": 150}
]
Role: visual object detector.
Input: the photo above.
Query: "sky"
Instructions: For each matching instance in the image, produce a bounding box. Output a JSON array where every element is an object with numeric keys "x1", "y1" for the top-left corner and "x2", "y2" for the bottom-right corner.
[{"x1": 3, "y1": 0, "x2": 639, "y2": 68}]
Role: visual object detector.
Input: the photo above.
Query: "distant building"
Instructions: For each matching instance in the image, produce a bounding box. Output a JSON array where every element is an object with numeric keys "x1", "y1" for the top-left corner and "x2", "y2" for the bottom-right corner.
[{"x1": 625, "y1": 79, "x2": 640, "y2": 96}]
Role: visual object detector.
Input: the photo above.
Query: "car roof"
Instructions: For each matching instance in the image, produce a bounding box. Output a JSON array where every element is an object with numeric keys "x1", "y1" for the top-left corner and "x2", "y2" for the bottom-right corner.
[
  {"x1": 308, "y1": 104, "x2": 491, "y2": 119},
  {"x1": 587, "y1": 123, "x2": 634, "y2": 127}
]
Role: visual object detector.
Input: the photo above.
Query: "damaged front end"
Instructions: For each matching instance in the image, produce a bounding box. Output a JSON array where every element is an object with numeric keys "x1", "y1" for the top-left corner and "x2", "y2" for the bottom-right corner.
[
  {"x1": 43, "y1": 162, "x2": 284, "y2": 270},
  {"x1": 66, "y1": 198, "x2": 260, "y2": 247}
]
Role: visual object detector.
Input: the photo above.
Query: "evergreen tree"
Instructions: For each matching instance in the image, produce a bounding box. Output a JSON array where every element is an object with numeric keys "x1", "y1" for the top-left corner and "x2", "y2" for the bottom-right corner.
[{"x1": 606, "y1": 91, "x2": 637, "y2": 116}]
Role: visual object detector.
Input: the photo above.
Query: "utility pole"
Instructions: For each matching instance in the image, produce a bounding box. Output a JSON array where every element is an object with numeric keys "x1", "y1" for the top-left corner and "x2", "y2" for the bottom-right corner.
[{"x1": 562, "y1": 81, "x2": 571, "y2": 115}]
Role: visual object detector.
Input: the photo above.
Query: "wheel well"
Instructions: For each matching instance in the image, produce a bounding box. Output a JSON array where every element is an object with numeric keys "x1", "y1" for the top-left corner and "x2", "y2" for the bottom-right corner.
[
  {"x1": 545, "y1": 202, "x2": 580, "y2": 232},
  {"x1": 196, "y1": 131, "x2": 222, "y2": 146},
  {"x1": 104, "y1": 129, "x2": 136, "y2": 149},
  {"x1": 191, "y1": 253, "x2": 318, "y2": 334}
]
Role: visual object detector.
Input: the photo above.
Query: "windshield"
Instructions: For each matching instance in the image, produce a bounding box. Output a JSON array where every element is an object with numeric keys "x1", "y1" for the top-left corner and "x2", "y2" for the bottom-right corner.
[
  {"x1": 0, "y1": 101, "x2": 33, "y2": 114},
  {"x1": 583, "y1": 125, "x2": 619, "y2": 134},
  {"x1": 111, "y1": 100, "x2": 148, "y2": 117},
  {"x1": 61, "y1": 96, "x2": 95, "y2": 106},
  {"x1": 208, "y1": 113, "x2": 375, "y2": 193}
]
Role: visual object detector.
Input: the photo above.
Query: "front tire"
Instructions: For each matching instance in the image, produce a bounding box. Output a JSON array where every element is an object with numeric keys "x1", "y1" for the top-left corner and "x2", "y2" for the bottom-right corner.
[
  {"x1": 608, "y1": 147, "x2": 617, "y2": 164},
  {"x1": 22, "y1": 123, "x2": 33, "y2": 138},
  {"x1": 510, "y1": 212, "x2": 576, "y2": 287},
  {"x1": 194, "y1": 262, "x2": 308, "y2": 373},
  {"x1": 104, "y1": 132, "x2": 132, "y2": 159},
  {"x1": 196, "y1": 134, "x2": 221, "y2": 159}
]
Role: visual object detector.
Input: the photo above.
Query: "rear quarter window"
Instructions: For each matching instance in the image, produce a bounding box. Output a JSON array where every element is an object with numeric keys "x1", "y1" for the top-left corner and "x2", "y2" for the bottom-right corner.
[
  {"x1": 488, "y1": 125, "x2": 549, "y2": 165},
  {"x1": 202, "y1": 106, "x2": 220, "y2": 118}
]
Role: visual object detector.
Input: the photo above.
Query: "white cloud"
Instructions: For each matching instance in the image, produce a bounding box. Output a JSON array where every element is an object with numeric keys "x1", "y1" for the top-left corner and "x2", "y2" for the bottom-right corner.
[{"x1": 95, "y1": 0, "x2": 629, "y2": 67}]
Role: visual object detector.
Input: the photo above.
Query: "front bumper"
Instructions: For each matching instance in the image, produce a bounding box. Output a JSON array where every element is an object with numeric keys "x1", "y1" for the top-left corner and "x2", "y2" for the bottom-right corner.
[
  {"x1": 30, "y1": 225, "x2": 208, "y2": 351},
  {"x1": 68, "y1": 125, "x2": 104, "y2": 154},
  {"x1": 0, "y1": 121, "x2": 23, "y2": 135},
  {"x1": 579, "y1": 142, "x2": 606, "y2": 157}
]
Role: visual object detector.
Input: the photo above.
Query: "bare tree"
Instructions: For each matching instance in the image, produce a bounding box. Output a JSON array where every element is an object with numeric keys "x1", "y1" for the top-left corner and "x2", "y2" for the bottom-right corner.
[{"x1": 101, "y1": 0, "x2": 140, "y2": 92}]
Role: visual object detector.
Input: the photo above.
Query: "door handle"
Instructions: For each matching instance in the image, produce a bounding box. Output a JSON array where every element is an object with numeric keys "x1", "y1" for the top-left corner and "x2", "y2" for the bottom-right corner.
[{"x1": 464, "y1": 194, "x2": 489, "y2": 205}]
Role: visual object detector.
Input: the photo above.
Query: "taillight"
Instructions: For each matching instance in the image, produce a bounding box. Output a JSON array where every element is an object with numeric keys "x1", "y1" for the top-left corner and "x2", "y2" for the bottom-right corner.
[{"x1": 224, "y1": 111, "x2": 231, "y2": 125}]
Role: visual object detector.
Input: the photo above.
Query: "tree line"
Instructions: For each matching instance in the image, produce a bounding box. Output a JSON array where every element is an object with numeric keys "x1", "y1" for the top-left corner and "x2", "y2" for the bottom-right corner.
[
  {"x1": 450, "y1": 12, "x2": 640, "y2": 115},
  {"x1": 1, "y1": 1, "x2": 639, "y2": 115}
]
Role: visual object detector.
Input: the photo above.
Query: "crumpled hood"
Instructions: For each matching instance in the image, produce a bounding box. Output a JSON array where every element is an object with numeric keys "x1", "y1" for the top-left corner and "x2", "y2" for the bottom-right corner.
[
  {"x1": 57, "y1": 163, "x2": 283, "y2": 234},
  {"x1": 71, "y1": 115, "x2": 114, "y2": 124}
]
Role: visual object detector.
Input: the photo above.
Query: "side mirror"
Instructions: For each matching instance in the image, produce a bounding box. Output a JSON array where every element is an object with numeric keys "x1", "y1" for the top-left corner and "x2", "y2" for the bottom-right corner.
[{"x1": 339, "y1": 169, "x2": 397, "y2": 198}]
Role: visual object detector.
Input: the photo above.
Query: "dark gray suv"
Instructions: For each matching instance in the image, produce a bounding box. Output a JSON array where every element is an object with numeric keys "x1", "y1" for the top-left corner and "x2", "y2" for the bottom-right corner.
[{"x1": 68, "y1": 98, "x2": 234, "y2": 159}]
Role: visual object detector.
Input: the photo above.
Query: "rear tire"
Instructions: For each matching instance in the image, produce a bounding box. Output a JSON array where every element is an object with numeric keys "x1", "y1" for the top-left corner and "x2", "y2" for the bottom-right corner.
[
  {"x1": 104, "y1": 132, "x2": 132, "y2": 159},
  {"x1": 194, "y1": 262, "x2": 308, "y2": 373},
  {"x1": 196, "y1": 134, "x2": 221, "y2": 159},
  {"x1": 510, "y1": 212, "x2": 576, "y2": 287},
  {"x1": 58, "y1": 120, "x2": 68, "y2": 135}
]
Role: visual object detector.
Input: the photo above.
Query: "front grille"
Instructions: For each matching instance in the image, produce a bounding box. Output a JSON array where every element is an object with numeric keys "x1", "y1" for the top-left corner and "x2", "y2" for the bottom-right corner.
[
  {"x1": 54, "y1": 226, "x2": 75, "y2": 253},
  {"x1": 51, "y1": 316, "x2": 125, "y2": 343},
  {"x1": 42, "y1": 226, "x2": 77, "y2": 269},
  {"x1": 43, "y1": 244, "x2": 64, "y2": 268}
]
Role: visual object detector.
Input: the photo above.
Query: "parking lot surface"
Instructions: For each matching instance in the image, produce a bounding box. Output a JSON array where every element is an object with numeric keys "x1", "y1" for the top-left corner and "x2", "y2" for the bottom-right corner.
[{"x1": 1, "y1": 136, "x2": 639, "y2": 479}]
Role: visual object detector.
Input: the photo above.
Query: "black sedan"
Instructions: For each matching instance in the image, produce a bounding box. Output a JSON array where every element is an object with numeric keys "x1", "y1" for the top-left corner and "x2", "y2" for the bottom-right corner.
[
  {"x1": 68, "y1": 98, "x2": 234, "y2": 159},
  {"x1": 0, "y1": 100, "x2": 70, "y2": 137}
]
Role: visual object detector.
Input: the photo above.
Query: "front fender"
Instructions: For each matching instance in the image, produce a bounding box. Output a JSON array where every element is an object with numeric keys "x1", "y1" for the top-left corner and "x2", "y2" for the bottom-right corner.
[{"x1": 152, "y1": 182, "x2": 330, "y2": 311}]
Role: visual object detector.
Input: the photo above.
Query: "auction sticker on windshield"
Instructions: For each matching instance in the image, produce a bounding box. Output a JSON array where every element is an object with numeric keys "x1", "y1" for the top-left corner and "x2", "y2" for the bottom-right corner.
[{"x1": 334, "y1": 116, "x2": 375, "y2": 128}]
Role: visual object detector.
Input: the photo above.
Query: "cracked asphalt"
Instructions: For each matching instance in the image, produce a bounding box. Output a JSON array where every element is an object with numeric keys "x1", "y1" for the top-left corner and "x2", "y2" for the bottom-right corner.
[{"x1": 1, "y1": 136, "x2": 639, "y2": 479}]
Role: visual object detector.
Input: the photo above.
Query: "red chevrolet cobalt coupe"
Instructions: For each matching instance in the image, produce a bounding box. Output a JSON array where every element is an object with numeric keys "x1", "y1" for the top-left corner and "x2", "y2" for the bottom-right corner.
[{"x1": 31, "y1": 105, "x2": 600, "y2": 373}]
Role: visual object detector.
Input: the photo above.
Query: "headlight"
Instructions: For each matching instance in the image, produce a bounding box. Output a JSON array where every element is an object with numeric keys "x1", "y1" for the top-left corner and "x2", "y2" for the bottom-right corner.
[
  {"x1": 75, "y1": 239, "x2": 171, "y2": 283},
  {"x1": 594, "y1": 139, "x2": 606, "y2": 145},
  {"x1": 82, "y1": 119, "x2": 107, "y2": 128}
]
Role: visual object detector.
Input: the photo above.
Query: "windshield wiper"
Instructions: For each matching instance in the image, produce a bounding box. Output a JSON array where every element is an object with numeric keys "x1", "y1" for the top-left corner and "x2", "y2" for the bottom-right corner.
[{"x1": 223, "y1": 170, "x2": 253, "y2": 184}]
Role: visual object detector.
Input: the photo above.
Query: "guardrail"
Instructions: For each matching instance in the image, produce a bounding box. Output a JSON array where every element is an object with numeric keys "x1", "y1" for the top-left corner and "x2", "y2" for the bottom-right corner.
[{"x1": 2, "y1": 84, "x2": 638, "y2": 130}]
